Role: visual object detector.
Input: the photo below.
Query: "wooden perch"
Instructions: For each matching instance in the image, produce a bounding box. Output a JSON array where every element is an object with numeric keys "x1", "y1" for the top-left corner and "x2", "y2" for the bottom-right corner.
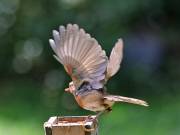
[{"x1": 44, "y1": 116, "x2": 98, "y2": 135}]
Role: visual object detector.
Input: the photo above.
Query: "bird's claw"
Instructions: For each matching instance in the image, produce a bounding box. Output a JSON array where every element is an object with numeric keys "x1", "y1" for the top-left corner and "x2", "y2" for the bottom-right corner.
[{"x1": 82, "y1": 115, "x2": 98, "y2": 132}]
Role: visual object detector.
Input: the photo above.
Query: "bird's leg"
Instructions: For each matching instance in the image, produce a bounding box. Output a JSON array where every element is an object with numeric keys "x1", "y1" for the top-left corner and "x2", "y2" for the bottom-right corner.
[
  {"x1": 84, "y1": 111, "x2": 105, "y2": 125},
  {"x1": 83, "y1": 114, "x2": 98, "y2": 132},
  {"x1": 95, "y1": 111, "x2": 105, "y2": 119},
  {"x1": 83, "y1": 109, "x2": 111, "y2": 131},
  {"x1": 83, "y1": 111, "x2": 105, "y2": 131},
  {"x1": 95, "y1": 107, "x2": 112, "y2": 119}
]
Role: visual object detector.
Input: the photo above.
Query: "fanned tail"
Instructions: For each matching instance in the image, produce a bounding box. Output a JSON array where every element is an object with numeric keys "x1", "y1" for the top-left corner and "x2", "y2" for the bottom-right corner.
[{"x1": 104, "y1": 95, "x2": 148, "y2": 107}]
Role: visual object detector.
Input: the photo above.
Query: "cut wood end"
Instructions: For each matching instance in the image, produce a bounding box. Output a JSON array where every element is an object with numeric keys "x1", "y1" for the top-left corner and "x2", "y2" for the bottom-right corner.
[{"x1": 44, "y1": 116, "x2": 98, "y2": 135}]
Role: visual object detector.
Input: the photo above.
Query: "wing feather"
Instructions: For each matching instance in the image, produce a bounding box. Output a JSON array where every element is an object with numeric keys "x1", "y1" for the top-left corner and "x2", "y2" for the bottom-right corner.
[
  {"x1": 59, "y1": 26, "x2": 66, "y2": 63},
  {"x1": 106, "y1": 38, "x2": 123, "y2": 80},
  {"x1": 50, "y1": 24, "x2": 108, "y2": 89}
]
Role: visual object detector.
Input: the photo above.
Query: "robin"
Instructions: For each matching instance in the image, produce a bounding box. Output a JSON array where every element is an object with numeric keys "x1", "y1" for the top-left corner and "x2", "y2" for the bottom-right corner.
[{"x1": 49, "y1": 24, "x2": 148, "y2": 117}]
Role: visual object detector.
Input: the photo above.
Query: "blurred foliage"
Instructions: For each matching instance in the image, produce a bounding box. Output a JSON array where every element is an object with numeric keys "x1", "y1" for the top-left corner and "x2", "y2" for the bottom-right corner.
[{"x1": 0, "y1": 0, "x2": 180, "y2": 135}]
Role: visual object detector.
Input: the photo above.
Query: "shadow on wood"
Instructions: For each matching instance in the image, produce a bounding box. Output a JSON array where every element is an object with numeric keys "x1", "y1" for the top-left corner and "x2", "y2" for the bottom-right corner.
[{"x1": 44, "y1": 116, "x2": 98, "y2": 135}]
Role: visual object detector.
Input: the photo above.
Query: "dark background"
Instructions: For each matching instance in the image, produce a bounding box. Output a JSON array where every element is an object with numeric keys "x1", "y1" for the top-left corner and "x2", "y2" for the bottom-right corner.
[{"x1": 0, "y1": 0, "x2": 180, "y2": 134}]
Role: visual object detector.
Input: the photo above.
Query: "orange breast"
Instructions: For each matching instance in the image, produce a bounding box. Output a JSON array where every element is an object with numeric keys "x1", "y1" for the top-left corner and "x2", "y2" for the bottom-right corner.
[
  {"x1": 75, "y1": 95, "x2": 84, "y2": 108},
  {"x1": 74, "y1": 91, "x2": 107, "y2": 112}
]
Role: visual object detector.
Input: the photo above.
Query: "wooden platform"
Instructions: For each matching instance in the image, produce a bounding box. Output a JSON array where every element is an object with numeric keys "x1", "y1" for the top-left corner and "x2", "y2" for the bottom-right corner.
[{"x1": 44, "y1": 116, "x2": 98, "y2": 135}]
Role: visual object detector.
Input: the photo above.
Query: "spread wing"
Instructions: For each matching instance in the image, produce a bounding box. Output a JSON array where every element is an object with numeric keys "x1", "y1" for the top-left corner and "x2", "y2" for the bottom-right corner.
[
  {"x1": 49, "y1": 24, "x2": 108, "y2": 89},
  {"x1": 106, "y1": 39, "x2": 123, "y2": 80}
]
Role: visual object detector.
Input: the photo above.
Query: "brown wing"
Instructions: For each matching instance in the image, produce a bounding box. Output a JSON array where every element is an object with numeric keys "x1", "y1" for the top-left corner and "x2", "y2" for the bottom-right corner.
[
  {"x1": 49, "y1": 24, "x2": 108, "y2": 89},
  {"x1": 106, "y1": 39, "x2": 123, "y2": 80}
]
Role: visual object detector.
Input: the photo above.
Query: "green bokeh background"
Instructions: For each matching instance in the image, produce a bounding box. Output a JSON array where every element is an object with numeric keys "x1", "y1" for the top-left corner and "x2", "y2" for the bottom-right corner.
[{"x1": 0, "y1": 0, "x2": 180, "y2": 135}]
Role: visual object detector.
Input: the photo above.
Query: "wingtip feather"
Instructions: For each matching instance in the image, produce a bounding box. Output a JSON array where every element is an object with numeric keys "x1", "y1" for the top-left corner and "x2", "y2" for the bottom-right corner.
[{"x1": 49, "y1": 39, "x2": 56, "y2": 53}]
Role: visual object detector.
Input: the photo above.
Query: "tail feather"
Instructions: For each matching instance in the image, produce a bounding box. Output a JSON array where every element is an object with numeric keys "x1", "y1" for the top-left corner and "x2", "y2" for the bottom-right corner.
[{"x1": 104, "y1": 95, "x2": 148, "y2": 107}]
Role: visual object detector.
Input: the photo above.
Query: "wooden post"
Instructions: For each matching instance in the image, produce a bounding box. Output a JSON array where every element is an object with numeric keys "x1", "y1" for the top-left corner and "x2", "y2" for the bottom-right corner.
[{"x1": 44, "y1": 116, "x2": 98, "y2": 135}]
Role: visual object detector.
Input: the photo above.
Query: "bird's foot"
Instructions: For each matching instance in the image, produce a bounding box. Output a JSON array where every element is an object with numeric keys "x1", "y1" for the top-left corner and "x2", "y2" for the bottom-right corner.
[
  {"x1": 82, "y1": 115, "x2": 98, "y2": 132},
  {"x1": 94, "y1": 109, "x2": 111, "y2": 119},
  {"x1": 95, "y1": 111, "x2": 104, "y2": 119},
  {"x1": 84, "y1": 115, "x2": 95, "y2": 122}
]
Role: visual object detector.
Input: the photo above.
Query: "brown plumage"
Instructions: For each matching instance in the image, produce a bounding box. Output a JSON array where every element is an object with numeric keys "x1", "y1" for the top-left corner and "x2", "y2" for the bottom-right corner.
[{"x1": 49, "y1": 24, "x2": 148, "y2": 114}]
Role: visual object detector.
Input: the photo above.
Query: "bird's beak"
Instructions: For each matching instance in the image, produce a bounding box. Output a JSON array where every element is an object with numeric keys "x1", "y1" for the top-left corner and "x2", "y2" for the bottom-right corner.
[
  {"x1": 65, "y1": 88, "x2": 70, "y2": 92},
  {"x1": 64, "y1": 87, "x2": 75, "y2": 93}
]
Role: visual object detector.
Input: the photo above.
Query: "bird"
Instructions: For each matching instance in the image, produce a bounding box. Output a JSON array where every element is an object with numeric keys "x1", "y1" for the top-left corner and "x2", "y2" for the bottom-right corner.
[{"x1": 49, "y1": 24, "x2": 148, "y2": 117}]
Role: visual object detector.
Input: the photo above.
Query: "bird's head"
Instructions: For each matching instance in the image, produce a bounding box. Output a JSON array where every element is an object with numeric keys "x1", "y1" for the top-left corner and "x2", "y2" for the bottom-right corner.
[{"x1": 65, "y1": 82, "x2": 76, "y2": 94}]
